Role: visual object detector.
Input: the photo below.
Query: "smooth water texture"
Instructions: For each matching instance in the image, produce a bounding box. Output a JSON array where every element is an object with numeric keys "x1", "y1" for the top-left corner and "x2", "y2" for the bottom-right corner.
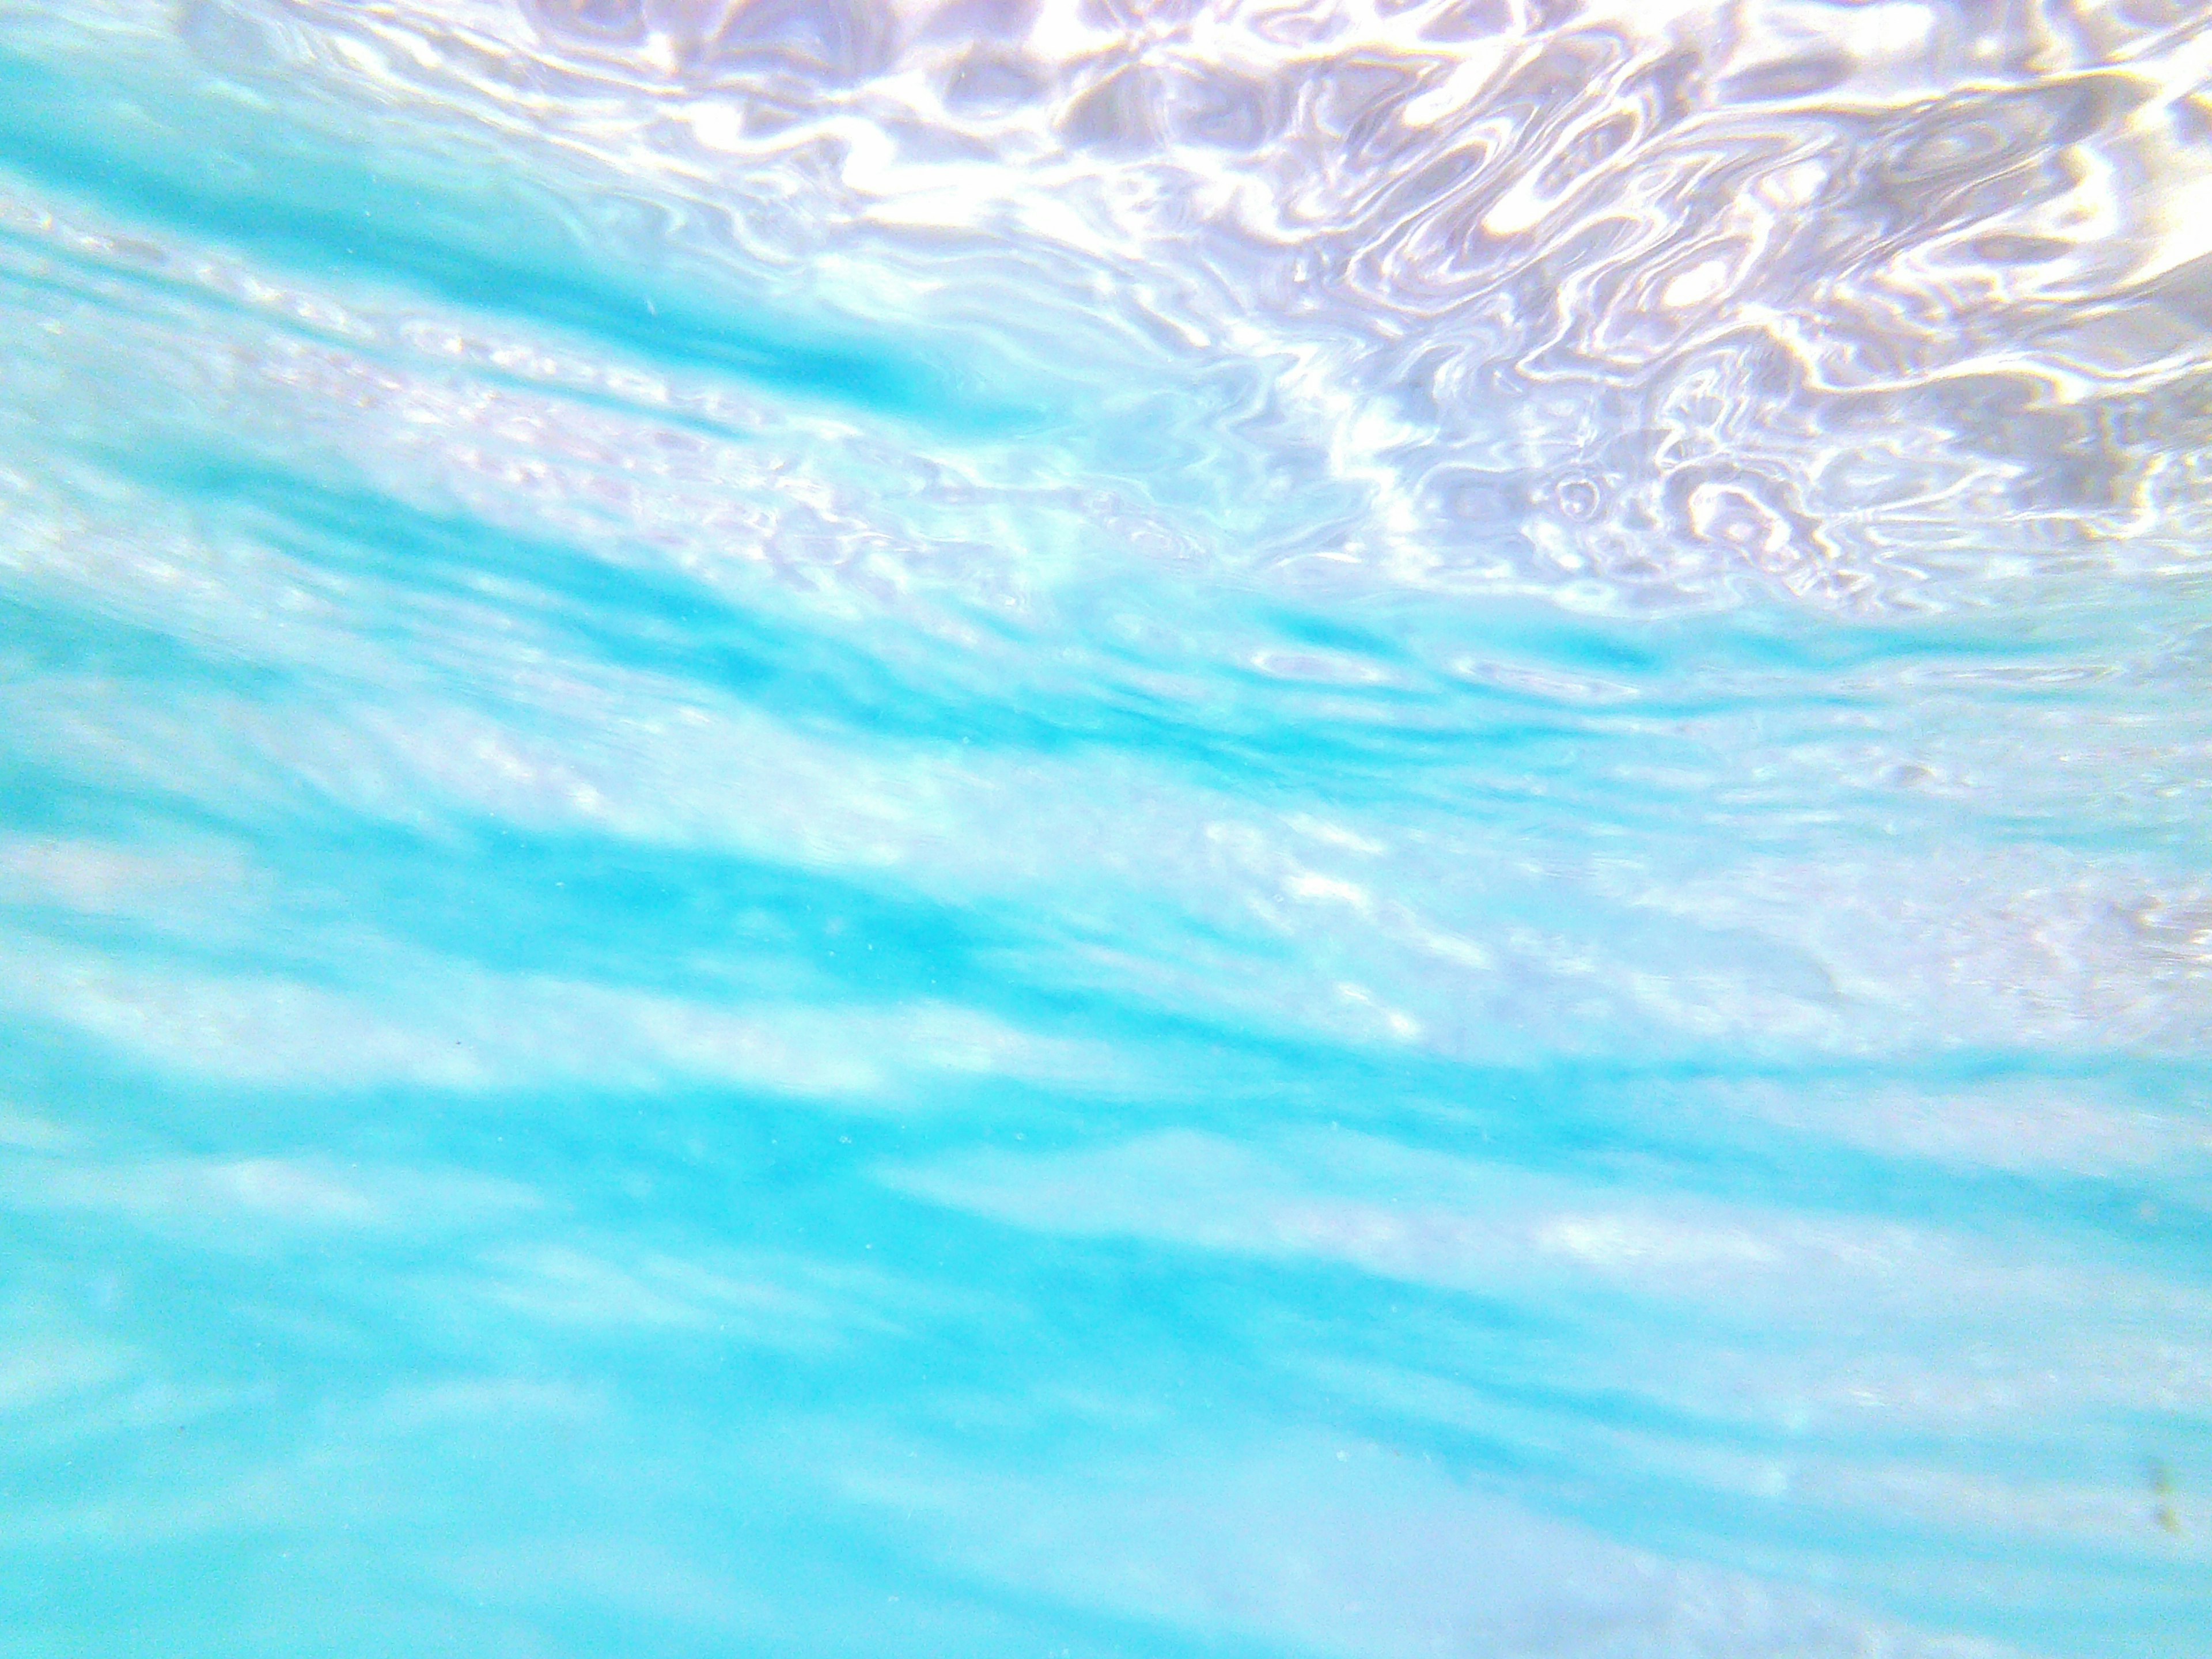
[{"x1": 1, "y1": 1, "x2": 2209, "y2": 1654}]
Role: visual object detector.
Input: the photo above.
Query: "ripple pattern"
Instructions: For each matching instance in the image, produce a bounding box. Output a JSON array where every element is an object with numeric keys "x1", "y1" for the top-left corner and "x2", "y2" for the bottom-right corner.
[{"x1": 0, "y1": 1, "x2": 2208, "y2": 1657}]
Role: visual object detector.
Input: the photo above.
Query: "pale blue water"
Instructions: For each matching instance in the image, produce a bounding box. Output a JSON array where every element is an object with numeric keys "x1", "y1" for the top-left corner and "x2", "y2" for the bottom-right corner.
[{"x1": 2, "y1": 3, "x2": 2209, "y2": 1656}]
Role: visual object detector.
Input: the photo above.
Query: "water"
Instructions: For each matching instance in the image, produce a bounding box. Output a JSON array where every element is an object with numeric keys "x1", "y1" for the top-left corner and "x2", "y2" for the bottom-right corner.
[{"x1": 1, "y1": 1, "x2": 2208, "y2": 1654}]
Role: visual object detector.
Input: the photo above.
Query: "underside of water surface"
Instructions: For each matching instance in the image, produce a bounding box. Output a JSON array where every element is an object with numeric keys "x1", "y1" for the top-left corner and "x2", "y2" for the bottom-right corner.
[{"x1": 1, "y1": 2, "x2": 2208, "y2": 1655}]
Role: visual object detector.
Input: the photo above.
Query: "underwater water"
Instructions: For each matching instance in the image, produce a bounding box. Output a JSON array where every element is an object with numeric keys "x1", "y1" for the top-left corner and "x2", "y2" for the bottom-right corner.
[{"x1": 1, "y1": 0, "x2": 2209, "y2": 1653}]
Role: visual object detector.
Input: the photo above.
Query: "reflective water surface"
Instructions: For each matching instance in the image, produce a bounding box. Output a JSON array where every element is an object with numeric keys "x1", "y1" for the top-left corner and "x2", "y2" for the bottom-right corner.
[{"x1": 1, "y1": 1, "x2": 2208, "y2": 1654}]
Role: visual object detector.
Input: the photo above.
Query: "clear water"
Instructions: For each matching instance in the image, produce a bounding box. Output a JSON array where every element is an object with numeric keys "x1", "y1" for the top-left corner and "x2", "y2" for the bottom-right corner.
[{"x1": 1, "y1": 2, "x2": 2207, "y2": 1654}]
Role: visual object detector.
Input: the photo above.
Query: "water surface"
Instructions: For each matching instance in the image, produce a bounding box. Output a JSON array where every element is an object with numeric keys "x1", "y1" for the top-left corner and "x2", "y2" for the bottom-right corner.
[{"x1": 1, "y1": 2, "x2": 2209, "y2": 1655}]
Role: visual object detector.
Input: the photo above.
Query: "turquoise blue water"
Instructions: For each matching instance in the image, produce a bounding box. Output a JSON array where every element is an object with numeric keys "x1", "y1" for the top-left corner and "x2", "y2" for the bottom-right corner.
[{"x1": 2, "y1": 3, "x2": 2209, "y2": 1656}]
